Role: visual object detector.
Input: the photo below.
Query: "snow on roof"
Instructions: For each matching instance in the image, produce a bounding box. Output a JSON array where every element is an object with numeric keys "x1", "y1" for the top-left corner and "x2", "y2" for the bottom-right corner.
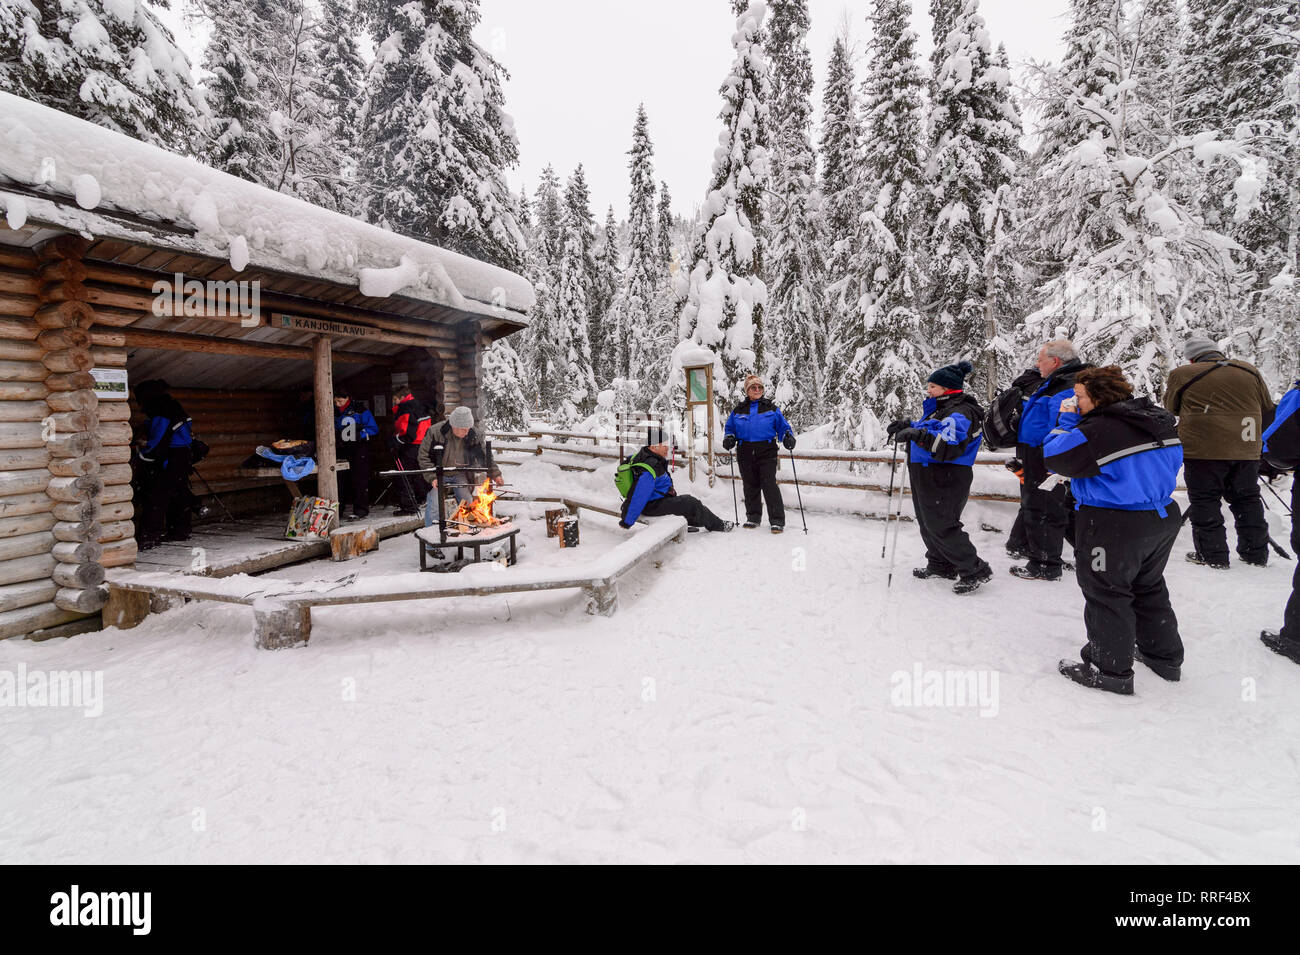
[{"x1": 0, "y1": 92, "x2": 534, "y2": 323}]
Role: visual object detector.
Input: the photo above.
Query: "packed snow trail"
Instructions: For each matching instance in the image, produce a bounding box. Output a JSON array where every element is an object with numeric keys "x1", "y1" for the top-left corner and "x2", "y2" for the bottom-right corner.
[{"x1": 1, "y1": 467, "x2": 1296, "y2": 863}]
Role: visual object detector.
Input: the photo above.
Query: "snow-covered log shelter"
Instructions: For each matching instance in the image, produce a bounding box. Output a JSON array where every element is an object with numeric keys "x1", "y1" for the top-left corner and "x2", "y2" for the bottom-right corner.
[{"x1": 0, "y1": 93, "x2": 533, "y2": 640}]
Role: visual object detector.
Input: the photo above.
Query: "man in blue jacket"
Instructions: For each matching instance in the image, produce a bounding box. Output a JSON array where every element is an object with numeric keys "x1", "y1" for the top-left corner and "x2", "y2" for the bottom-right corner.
[
  {"x1": 722, "y1": 374, "x2": 796, "y2": 532},
  {"x1": 1044, "y1": 366, "x2": 1184, "y2": 695},
  {"x1": 620, "y1": 433, "x2": 733, "y2": 532},
  {"x1": 1261, "y1": 378, "x2": 1300, "y2": 663},
  {"x1": 334, "y1": 388, "x2": 378, "y2": 519},
  {"x1": 887, "y1": 360, "x2": 992, "y2": 594},
  {"x1": 1012, "y1": 339, "x2": 1087, "y2": 581},
  {"x1": 135, "y1": 379, "x2": 195, "y2": 550}
]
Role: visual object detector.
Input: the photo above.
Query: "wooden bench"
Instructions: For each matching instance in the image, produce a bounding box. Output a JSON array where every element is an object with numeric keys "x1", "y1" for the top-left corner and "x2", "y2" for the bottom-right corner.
[{"x1": 104, "y1": 501, "x2": 686, "y2": 649}]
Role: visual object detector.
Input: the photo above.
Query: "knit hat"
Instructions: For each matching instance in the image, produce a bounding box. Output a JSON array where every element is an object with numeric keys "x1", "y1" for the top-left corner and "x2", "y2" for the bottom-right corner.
[
  {"x1": 928, "y1": 360, "x2": 973, "y2": 391},
  {"x1": 1182, "y1": 334, "x2": 1218, "y2": 362},
  {"x1": 743, "y1": 374, "x2": 764, "y2": 392},
  {"x1": 449, "y1": 406, "x2": 474, "y2": 429}
]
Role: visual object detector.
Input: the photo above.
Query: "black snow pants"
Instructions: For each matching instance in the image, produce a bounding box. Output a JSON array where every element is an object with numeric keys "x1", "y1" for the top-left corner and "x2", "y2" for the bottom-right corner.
[
  {"x1": 339, "y1": 438, "x2": 372, "y2": 516},
  {"x1": 908, "y1": 462, "x2": 989, "y2": 579},
  {"x1": 1281, "y1": 481, "x2": 1299, "y2": 643},
  {"x1": 641, "y1": 494, "x2": 727, "y2": 531},
  {"x1": 1017, "y1": 446, "x2": 1074, "y2": 575},
  {"x1": 1183, "y1": 458, "x2": 1269, "y2": 565},
  {"x1": 1074, "y1": 503, "x2": 1183, "y2": 679},
  {"x1": 139, "y1": 446, "x2": 192, "y2": 544},
  {"x1": 737, "y1": 440, "x2": 785, "y2": 526}
]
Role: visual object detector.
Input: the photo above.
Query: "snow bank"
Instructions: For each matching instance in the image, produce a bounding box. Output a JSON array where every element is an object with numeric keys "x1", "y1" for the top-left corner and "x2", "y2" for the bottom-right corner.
[{"x1": 0, "y1": 92, "x2": 534, "y2": 322}]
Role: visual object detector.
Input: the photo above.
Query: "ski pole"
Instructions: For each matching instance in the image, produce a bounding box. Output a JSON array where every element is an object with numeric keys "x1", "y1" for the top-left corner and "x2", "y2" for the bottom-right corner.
[
  {"x1": 886, "y1": 458, "x2": 910, "y2": 589},
  {"x1": 881, "y1": 439, "x2": 900, "y2": 559},
  {"x1": 729, "y1": 450, "x2": 739, "y2": 523},
  {"x1": 1260, "y1": 475, "x2": 1293, "y2": 516},
  {"x1": 1268, "y1": 535, "x2": 1293, "y2": 560},
  {"x1": 192, "y1": 466, "x2": 238, "y2": 523},
  {"x1": 788, "y1": 449, "x2": 808, "y2": 534}
]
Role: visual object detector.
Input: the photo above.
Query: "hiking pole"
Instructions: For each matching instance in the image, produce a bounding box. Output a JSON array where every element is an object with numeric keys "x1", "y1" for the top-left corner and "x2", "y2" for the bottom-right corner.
[
  {"x1": 1260, "y1": 475, "x2": 1293, "y2": 516},
  {"x1": 729, "y1": 451, "x2": 739, "y2": 523},
  {"x1": 886, "y1": 459, "x2": 911, "y2": 589},
  {"x1": 788, "y1": 449, "x2": 808, "y2": 534},
  {"x1": 191, "y1": 466, "x2": 238, "y2": 523},
  {"x1": 881, "y1": 439, "x2": 900, "y2": 559}
]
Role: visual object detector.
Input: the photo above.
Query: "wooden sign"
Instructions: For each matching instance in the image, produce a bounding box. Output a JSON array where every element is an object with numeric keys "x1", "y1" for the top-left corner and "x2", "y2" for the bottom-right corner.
[{"x1": 270, "y1": 313, "x2": 382, "y2": 339}]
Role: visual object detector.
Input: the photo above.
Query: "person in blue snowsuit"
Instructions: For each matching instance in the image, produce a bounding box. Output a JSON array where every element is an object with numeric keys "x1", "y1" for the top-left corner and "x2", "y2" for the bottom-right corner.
[
  {"x1": 722, "y1": 374, "x2": 796, "y2": 532},
  {"x1": 620, "y1": 431, "x2": 732, "y2": 532},
  {"x1": 1261, "y1": 379, "x2": 1300, "y2": 664},
  {"x1": 1043, "y1": 365, "x2": 1184, "y2": 695},
  {"x1": 887, "y1": 360, "x2": 992, "y2": 594},
  {"x1": 334, "y1": 389, "x2": 378, "y2": 519},
  {"x1": 134, "y1": 378, "x2": 194, "y2": 550}
]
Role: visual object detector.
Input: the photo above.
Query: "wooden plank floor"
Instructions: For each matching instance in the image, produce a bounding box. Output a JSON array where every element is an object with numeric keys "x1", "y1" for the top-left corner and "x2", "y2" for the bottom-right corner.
[{"x1": 131, "y1": 511, "x2": 423, "y2": 578}]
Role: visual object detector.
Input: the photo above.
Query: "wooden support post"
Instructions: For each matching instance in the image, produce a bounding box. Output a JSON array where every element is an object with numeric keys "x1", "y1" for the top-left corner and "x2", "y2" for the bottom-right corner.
[
  {"x1": 583, "y1": 579, "x2": 618, "y2": 617},
  {"x1": 103, "y1": 587, "x2": 151, "y2": 630},
  {"x1": 253, "y1": 603, "x2": 312, "y2": 650},
  {"x1": 312, "y1": 335, "x2": 338, "y2": 504}
]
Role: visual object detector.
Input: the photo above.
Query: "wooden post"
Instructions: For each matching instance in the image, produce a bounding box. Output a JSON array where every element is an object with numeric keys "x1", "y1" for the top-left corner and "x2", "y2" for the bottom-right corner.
[
  {"x1": 583, "y1": 579, "x2": 618, "y2": 617},
  {"x1": 253, "y1": 603, "x2": 311, "y2": 650},
  {"x1": 313, "y1": 335, "x2": 338, "y2": 504}
]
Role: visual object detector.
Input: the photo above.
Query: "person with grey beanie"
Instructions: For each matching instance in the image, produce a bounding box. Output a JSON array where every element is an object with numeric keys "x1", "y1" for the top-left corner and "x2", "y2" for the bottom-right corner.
[
  {"x1": 417, "y1": 405, "x2": 503, "y2": 527},
  {"x1": 1163, "y1": 332, "x2": 1275, "y2": 568}
]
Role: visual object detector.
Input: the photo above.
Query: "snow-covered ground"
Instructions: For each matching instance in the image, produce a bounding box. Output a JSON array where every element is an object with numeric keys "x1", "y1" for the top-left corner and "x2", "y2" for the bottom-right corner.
[{"x1": 1, "y1": 458, "x2": 1297, "y2": 864}]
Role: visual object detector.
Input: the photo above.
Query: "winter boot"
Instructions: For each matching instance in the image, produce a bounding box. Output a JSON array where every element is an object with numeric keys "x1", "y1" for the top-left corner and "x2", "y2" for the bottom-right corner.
[
  {"x1": 715, "y1": 521, "x2": 736, "y2": 533},
  {"x1": 913, "y1": 566, "x2": 959, "y2": 580},
  {"x1": 743, "y1": 521, "x2": 760, "y2": 529},
  {"x1": 1136, "y1": 649, "x2": 1181, "y2": 682},
  {"x1": 1261, "y1": 630, "x2": 1300, "y2": 665},
  {"x1": 1186, "y1": 551, "x2": 1229, "y2": 569},
  {"x1": 771, "y1": 525, "x2": 784, "y2": 534},
  {"x1": 1058, "y1": 660, "x2": 1134, "y2": 695},
  {"x1": 953, "y1": 567, "x2": 993, "y2": 595},
  {"x1": 1009, "y1": 564, "x2": 1062, "y2": 581}
]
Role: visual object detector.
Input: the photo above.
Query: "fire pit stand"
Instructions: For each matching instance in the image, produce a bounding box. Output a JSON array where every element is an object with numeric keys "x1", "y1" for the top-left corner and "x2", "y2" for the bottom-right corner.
[{"x1": 416, "y1": 441, "x2": 519, "y2": 570}]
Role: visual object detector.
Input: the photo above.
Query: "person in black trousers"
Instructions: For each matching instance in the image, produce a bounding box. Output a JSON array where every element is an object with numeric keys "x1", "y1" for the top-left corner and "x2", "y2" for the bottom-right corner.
[
  {"x1": 722, "y1": 374, "x2": 796, "y2": 533},
  {"x1": 334, "y1": 389, "x2": 378, "y2": 519},
  {"x1": 135, "y1": 379, "x2": 194, "y2": 550},
  {"x1": 1261, "y1": 377, "x2": 1300, "y2": 662},
  {"x1": 619, "y1": 432, "x2": 733, "y2": 532},
  {"x1": 390, "y1": 386, "x2": 432, "y2": 516},
  {"x1": 1044, "y1": 366, "x2": 1186, "y2": 694},
  {"x1": 888, "y1": 361, "x2": 992, "y2": 595}
]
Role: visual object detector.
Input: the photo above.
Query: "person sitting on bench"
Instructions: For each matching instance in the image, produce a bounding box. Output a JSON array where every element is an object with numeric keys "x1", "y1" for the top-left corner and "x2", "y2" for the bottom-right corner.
[
  {"x1": 417, "y1": 406, "x2": 503, "y2": 527},
  {"x1": 619, "y1": 432, "x2": 734, "y2": 532}
]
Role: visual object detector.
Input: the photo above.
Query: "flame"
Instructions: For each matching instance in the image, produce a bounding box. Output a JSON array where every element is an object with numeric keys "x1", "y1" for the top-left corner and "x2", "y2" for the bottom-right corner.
[{"x1": 449, "y1": 478, "x2": 502, "y2": 527}]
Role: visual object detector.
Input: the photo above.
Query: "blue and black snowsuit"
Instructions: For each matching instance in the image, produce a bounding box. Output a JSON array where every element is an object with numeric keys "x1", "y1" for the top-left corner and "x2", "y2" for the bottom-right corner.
[
  {"x1": 335, "y1": 400, "x2": 378, "y2": 517},
  {"x1": 619, "y1": 446, "x2": 727, "y2": 531},
  {"x1": 1263, "y1": 381, "x2": 1300, "y2": 647},
  {"x1": 724, "y1": 397, "x2": 793, "y2": 527},
  {"x1": 1044, "y1": 396, "x2": 1185, "y2": 680},
  {"x1": 137, "y1": 392, "x2": 194, "y2": 546},
  {"x1": 904, "y1": 391, "x2": 990, "y2": 580},
  {"x1": 1016, "y1": 358, "x2": 1087, "y2": 576}
]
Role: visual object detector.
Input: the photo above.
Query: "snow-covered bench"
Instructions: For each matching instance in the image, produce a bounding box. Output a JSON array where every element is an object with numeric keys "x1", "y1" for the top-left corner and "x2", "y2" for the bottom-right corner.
[{"x1": 103, "y1": 506, "x2": 687, "y2": 649}]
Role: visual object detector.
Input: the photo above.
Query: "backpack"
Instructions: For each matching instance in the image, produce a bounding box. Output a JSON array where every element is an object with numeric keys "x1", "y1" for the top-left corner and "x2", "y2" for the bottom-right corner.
[
  {"x1": 614, "y1": 461, "x2": 656, "y2": 499},
  {"x1": 982, "y1": 387, "x2": 1024, "y2": 452}
]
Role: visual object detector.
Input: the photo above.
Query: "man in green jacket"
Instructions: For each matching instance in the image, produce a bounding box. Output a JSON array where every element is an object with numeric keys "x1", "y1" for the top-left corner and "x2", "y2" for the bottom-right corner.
[{"x1": 1163, "y1": 334, "x2": 1275, "y2": 569}]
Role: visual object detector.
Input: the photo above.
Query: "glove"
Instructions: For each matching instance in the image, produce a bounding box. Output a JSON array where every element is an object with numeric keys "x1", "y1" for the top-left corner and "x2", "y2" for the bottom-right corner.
[
  {"x1": 722, "y1": 434, "x2": 737, "y2": 450},
  {"x1": 619, "y1": 519, "x2": 634, "y2": 529},
  {"x1": 1259, "y1": 458, "x2": 1284, "y2": 482},
  {"x1": 782, "y1": 433, "x2": 796, "y2": 450},
  {"x1": 895, "y1": 428, "x2": 928, "y2": 445},
  {"x1": 886, "y1": 419, "x2": 910, "y2": 437}
]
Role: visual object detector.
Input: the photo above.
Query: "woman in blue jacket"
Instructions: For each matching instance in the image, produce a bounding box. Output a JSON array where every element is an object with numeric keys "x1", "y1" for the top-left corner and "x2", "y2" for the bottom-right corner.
[
  {"x1": 1261, "y1": 379, "x2": 1300, "y2": 663},
  {"x1": 1043, "y1": 365, "x2": 1184, "y2": 695},
  {"x1": 888, "y1": 361, "x2": 992, "y2": 594},
  {"x1": 134, "y1": 379, "x2": 194, "y2": 550},
  {"x1": 722, "y1": 374, "x2": 795, "y2": 533},
  {"x1": 334, "y1": 389, "x2": 379, "y2": 519}
]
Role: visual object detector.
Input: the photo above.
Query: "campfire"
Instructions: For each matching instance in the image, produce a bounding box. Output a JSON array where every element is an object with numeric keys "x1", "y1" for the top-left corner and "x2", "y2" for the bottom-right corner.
[{"x1": 448, "y1": 479, "x2": 505, "y2": 529}]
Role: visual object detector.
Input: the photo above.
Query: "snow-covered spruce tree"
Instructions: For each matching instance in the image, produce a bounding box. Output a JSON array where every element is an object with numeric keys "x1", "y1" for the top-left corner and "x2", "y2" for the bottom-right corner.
[
  {"x1": 817, "y1": 35, "x2": 861, "y2": 409},
  {"x1": 1181, "y1": 0, "x2": 1300, "y2": 379},
  {"x1": 480, "y1": 338, "x2": 529, "y2": 431},
  {"x1": 0, "y1": 0, "x2": 205, "y2": 149},
  {"x1": 196, "y1": 0, "x2": 274, "y2": 183},
  {"x1": 313, "y1": 0, "x2": 367, "y2": 214},
  {"x1": 1019, "y1": 0, "x2": 1267, "y2": 397},
  {"x1": 829, "y1": 0, "x2": 928, "y2": 452},
  {"x1": 520, "y1": 166, "x2": 563, "y2": 411},
  {"x1": 924, "y1": 0, "x2": 1021, "y2": 396},
  {"x1": 552, "y1": 191, "x2": 599, "y2": 426},
  {"x1": 591, "y1": 205, "x2": 621, "y2": 385},
  {"x1": 621, "y1": 104, "x2": 659, "y2": 390},
  {"x1": 657, "y1": 181, "x2": 674, "y2": 268},
  {"x1": 763, "y1": 0, "x2": 826, "y2": 432},
  {"x1": 675, "y1": 1, "x2": 771, "y2": 418},
  {"x1": 360, "y1": 0, "x2": 524, "y2": 270},
  {"x1": 565, "y1": 164, "x2": 600, "y2": 352}
]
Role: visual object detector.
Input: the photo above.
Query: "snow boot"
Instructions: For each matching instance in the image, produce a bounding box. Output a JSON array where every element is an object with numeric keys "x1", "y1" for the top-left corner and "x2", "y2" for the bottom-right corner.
[
  {"x1": 913, "y1": 566, "x2": 958, "y2": 580},
  {"x1": 743, "y1": 521, "x2": 760, "y2": 529},
  {"x1": 1186, "y1": 551, "x2": 1229, "y2": 569},
  {"x1": 1009, "y1": 564, "x2": 1062, "y2": 581},
  {"x1": 1058, "y1": 660, "x2": 1133, "y2": 695},
  {"x1": 1261, "y1": 630, "x2": 1300, "y2": 665},
  {"x1": 715, "y1": 521, "x2": 736, "y2": 533},
  {"x1": 953, "y1": 567, "x2": 993, "y2": 595},
  {"x1": 1136, "y1": 649, "x2": 1181, "y2": 682},
  {"x1": 771, "y1": 525, "x2": 784, "y2": 534}
]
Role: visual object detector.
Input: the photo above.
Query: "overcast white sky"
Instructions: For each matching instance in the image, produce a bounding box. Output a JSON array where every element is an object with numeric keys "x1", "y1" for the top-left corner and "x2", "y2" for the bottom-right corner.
[{"x1": 477, "y1": 0, "x2": 1069, "y2": 220}]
